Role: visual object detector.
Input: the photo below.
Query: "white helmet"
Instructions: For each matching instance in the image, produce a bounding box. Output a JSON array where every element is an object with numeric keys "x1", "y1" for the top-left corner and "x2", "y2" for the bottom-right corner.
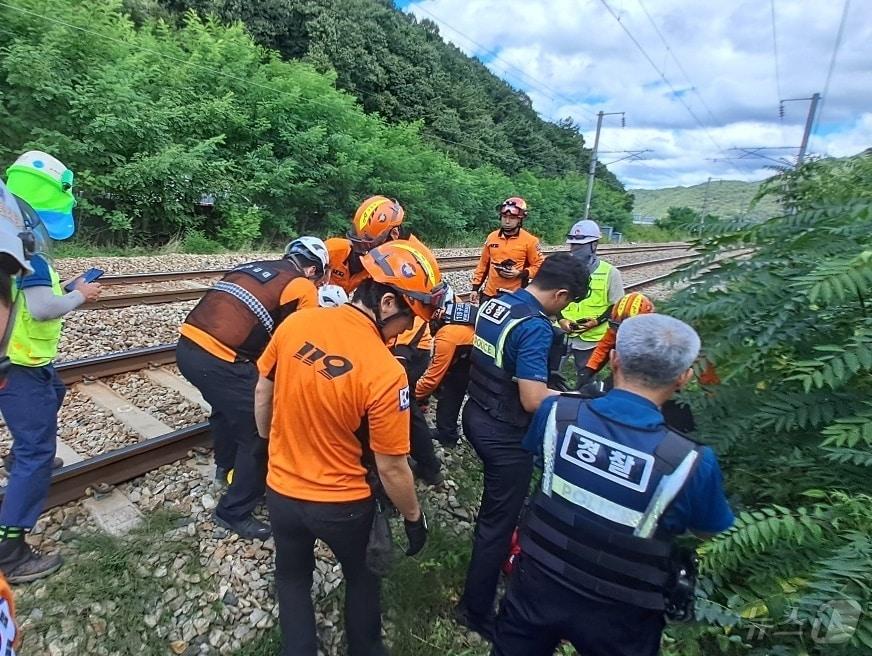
[
  {"x1": 318, "y1": 284, "x2": 349, "y2": 308},
  {"x1": 566, "y1": 219, "x2": 601, "y2": 245},
  {"x1": 285, "y1": 236, "x2": 329, "y2": 280},
  {"x1": 0, "y1": 180, "x2": 33, "y2": 274}
]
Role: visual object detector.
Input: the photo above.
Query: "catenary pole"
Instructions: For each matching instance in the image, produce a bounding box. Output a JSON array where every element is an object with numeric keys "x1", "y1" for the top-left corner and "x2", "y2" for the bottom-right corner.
[{"x1": 582, "y1": 111, "x2": 624, "y2": 220}]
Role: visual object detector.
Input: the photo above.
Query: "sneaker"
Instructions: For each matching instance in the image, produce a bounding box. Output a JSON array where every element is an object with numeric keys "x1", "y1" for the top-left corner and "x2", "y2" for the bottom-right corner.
[
  {"x1": 453, "y1": 603, "x2": 495, "y2": 641},
  {"x1": 213, "y1": 511, "x2": 271, "y2": 540},
  {"x1": 2, "y1": 454, "x2": 64, "y2": 471},
  {"x1": 0, "y1": 538, "x2": 63, "y2": 584}
]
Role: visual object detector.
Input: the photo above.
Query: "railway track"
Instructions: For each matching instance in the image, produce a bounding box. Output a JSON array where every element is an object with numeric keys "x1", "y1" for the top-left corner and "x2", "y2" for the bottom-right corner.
[
  {"x1": 3, "y1": 247, "x2": 698, "y2": 512},
  {"x1": 85, "y1": 248, "x2": 696, "y2": 310},
  {"x1": 93, "y1": 243, "x2": 690, "y2": 287}
]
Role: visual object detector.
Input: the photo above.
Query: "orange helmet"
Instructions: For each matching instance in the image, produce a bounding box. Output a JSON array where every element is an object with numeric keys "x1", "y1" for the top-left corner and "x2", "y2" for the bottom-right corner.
[
  {"x1": 348, "y1": 196, "x2": 405, "y2": 251},
  {"x1": 361, "y1": 239, "x2": 447, "y2": 320},
  {"x1": 498, "y1": 197, "x2": 528, "y2": 219},
  {"x1": 609, "y1": 292, "x2": 655, "y2": 329}
]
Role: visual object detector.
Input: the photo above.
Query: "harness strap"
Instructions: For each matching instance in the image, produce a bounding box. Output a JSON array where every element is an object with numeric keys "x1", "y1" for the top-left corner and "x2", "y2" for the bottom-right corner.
[
  {"x1": 525, "y1": 513, "x2": 671, "y2": 587},
  {"x1": 533, "y1": 494, "x2": 673, "y2": 559},
  {"x1": 520, "y1": 535, "x2": 666, "y2": 610}
]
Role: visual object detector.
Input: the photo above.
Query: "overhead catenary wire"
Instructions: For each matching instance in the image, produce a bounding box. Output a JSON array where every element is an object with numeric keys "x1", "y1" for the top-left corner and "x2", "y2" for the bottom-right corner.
[
  {"x1": 770, "y1": 0, "x2": 784, "y2": 107},
  {"x1": 635, "y1": 0, "x2": 721, "y2": 128},
  {"x1": 0, "y1": 0, "x2": 597, "y2": 178},
  {"x1": 409, "y1": 3, "x2": 599, "y2": 122},
  {"x1": 597, "y1": 0, "x2": 725, "y2": 156},
  {"x1": 812, "y1": 0, "x2": 851, "y2": 138}
]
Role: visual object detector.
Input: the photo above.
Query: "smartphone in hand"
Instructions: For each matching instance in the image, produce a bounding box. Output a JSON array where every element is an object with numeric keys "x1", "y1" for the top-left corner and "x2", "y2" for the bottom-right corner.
[{"x1": 64, "y1": 267, "x2": 104, "y2": 293}]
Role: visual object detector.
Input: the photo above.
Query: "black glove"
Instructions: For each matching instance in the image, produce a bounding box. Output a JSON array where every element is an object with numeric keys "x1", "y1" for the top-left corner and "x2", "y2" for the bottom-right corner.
[
  {"x1": 404, "y1": 512, "x2": 428, "y2": 556},
  {"x1": 576, "y1": 367, "x2": 596, "y2": 388}
]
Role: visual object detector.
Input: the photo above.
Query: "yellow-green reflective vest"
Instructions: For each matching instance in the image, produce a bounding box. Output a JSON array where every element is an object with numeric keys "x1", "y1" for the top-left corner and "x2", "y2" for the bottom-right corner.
[
  {"x1": 561, "y1": 260, "x2": 613, "y2": 343},
  {"x1": 8, "y1": 266, "x2": 63, "y2": 367}
]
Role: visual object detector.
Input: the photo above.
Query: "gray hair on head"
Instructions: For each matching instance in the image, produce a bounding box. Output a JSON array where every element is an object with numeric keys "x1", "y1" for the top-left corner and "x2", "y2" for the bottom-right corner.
[{"x1": 615, "y1": 314, "x2": 701, "y2": 388}]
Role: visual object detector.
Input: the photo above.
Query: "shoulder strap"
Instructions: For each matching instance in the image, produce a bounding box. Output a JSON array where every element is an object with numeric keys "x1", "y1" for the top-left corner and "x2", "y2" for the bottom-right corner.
[
  {"x1": 652, "y1": 430, "x2": 701, "y2": 477},
  {"x1": 556, "y1": 394, "x2": 585, "y2": 426}
]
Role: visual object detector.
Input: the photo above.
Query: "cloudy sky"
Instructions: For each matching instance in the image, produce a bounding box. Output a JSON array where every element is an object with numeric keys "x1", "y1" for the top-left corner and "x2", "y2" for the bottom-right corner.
[{"x1": 397, "y1": 0, "x2": 871, "y2": 189}]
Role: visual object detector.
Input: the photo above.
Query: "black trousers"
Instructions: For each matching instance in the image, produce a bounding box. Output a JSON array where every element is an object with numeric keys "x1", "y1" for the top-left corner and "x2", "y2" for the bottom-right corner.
[
  {"x1": 434, "y1": 362, "x2": 470, "y2": 441},
  {"x1": 460, "y1": 400, "x2": 533, "y2": 619},
  {"x1": 176, "y1": 337, "x2": 266, "y2": 521},
  {"x1": 266, "y1": 489, "x2": 386, "y2": 656},
  {"x1": 492, "y1": 556, "x2": 664, "y2": 656},
  {"x1": 394, "y1": 346, "x2": 439, "y2": 473}
]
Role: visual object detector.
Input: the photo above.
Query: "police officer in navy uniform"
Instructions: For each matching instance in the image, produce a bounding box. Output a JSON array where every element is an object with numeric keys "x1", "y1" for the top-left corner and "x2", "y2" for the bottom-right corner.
[
  {"x1": 456, "y1": 253, "x2": 590, "y2": 638},
  {"x1": 491, "y1": 314, "x2": 735, "y2": 656}
]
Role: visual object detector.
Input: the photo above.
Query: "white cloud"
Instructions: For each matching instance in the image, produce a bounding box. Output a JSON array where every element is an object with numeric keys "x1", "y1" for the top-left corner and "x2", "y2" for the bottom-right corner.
[{"x1": 406, "y1": 0, "x2": 872, "y2": 188}]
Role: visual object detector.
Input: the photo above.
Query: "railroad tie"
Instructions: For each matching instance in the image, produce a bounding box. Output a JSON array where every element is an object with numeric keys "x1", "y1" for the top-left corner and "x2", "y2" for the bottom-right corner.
[{"x1": 143, "y1": 368, "x2": 211, "y2": 413}]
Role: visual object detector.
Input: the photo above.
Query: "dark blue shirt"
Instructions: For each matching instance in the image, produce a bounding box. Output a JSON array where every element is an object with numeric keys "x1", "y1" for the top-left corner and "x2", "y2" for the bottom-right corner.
[
  {"x1": 523, "y1": 390, "x2": 734, "y2": 535},
  {"x1": 500, "y1": 289, "x2": 552, "y2": 383},
  {"x1": 18, "y1": 254, "x2": 54, "y2": 290}
]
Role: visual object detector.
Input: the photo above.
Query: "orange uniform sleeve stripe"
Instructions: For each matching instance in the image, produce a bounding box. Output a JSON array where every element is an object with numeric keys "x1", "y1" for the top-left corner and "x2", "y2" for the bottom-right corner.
[
  {"x1": 525, "y1": 233, "x2": 545, "y2": 277},
  {"x1": 415, "y1": 334, "x2": 456, "y2": 399},
  {"x1": 586, "y1": 326, "x2": 617, "y2": 373}
]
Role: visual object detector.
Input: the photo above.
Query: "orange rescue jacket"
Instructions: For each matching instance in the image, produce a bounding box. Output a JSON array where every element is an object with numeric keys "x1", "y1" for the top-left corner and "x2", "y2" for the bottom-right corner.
[{"x1": 471, "y1": 228, "x2": 544, "y2": 297}]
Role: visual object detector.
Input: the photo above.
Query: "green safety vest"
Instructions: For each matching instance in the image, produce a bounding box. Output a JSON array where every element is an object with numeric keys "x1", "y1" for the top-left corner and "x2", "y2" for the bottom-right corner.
[
  {"x1": 8, "y1": 266, "x2": 63, "y2": 367},
  {"x1": 562, "y1": 260, "x2": 613, "y2": 343}
]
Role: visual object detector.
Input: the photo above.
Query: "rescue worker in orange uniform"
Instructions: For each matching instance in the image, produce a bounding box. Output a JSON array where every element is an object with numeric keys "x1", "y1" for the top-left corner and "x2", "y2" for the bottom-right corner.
[
  {"x1": 327, "y1": 196, "x2": 442, "y2": 483},
  {"x1": 255, "y1": 240, "x2": 445, "y2": 656},
  {"x1": 575, "y1": 292, "x2": 704, "y2": 433},
  {"x1": 326, "y1": 195, "x2": 427, "y2": 294},
  {"x1": 469, "y1": 197, "x2": 545, "y2": 304},
  {"x1": 415, "y1": 295, "x2": 476, "y2": 448},
  {"x1": 390, "y1": 315, "x2": 443, "y2": 484},
  {"x1": 576, "y1": 292, "x2": 656, "y2": 387},
  {"x1": 177, "y1": 237, "x2": 329, "y2": 540}
]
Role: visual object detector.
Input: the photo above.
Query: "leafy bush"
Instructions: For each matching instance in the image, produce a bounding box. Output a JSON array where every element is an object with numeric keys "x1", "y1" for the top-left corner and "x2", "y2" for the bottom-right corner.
[
  {"x1": 181, "y1": 229, "x2": 224, "y2": 254},
  {"x1": 663, "y1": 153, "x2": 872, "y2": 655}
]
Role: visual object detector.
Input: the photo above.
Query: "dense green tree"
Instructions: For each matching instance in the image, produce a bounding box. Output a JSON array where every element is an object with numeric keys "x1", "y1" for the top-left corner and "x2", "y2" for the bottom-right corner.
[
  {"x1": 150, "y1": 0, "x2": 624, "y2": 188},
  {"x1": 662, "y1": 153, "x2": 872, "y2": 655},
  {"x1": 0, "y1": 0, "x2": 628, "y2": 247}
]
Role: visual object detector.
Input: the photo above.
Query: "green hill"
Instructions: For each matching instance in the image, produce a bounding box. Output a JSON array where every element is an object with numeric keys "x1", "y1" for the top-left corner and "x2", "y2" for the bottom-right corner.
[{"x1": 630, "y1": 179, "x2": 782, "y2": 221}]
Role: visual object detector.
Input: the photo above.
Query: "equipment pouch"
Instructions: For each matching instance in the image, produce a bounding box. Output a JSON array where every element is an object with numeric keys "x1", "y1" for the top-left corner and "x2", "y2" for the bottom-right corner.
[
  {"x1": 664, "y1": 546, "x2": 697, "y2": 623},
  {"x1": 365, "y1": 495, "x2": 395, "y2": 577}
]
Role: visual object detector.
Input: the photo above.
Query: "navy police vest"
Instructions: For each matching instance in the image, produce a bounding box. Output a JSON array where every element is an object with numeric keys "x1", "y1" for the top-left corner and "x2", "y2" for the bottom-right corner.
[
  {"x1": 467, "y1": 292, "x2": 552, "y2": 428},
  {"x1": 520, "y1": 394, "x2": 700, "y2": 610}
]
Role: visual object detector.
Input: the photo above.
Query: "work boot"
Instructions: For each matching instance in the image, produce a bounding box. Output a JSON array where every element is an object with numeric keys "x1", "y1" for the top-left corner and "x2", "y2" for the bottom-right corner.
[
  {"x1": 214, "y1": 466, "x2": 231, "y2": 487},
  {"x1": 213, "y1": 511, "x2": 271, "y2": 541},
  {"x1": 2, "y1": 454, "x2": 64, "y2": 471},
  {"x1": 435, "y1": 432, "x2": 460, "y2": 449},
  {"x1": 0, "y1": 537, "x2": 63, "y2": 583},
  {"x1": 453, "y1": 603, "x2": 495, "y2": 641}
]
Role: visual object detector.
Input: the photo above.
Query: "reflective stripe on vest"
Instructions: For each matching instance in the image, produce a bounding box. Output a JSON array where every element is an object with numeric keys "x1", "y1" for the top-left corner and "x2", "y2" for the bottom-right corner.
[
  {"x1": 212, "y1": 281, "x2": 275, "y2": 334},
  {"x1": 8, "y1": 266, "x2": 63, "y2": 367},
  {"x1": 467, "y1": 294, "x2": 547, "y2": 428},
  {"x1": 562, "y1": 260, "x2": 612, "y2": 342}
]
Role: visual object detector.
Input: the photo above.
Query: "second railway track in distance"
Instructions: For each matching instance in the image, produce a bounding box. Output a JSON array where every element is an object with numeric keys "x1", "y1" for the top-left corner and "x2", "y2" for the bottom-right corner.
[{"x1": 86, "y1": 244, "x2": 697, "y2": 310}]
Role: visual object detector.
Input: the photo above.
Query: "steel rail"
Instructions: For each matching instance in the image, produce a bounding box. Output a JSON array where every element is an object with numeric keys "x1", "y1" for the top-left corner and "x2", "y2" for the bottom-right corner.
[
  {"x1": 95, "y1": 244, "x2": 691, "y2": 287},
  {"x1": 56, "y1": 344, "x2": 177, "y2": 385},
  {"x1": 87, "y1": 250, "x2": 696, "y2": 310},
  {"x1": 0, "y1": 424, "x2": 211, "y2": 510}
]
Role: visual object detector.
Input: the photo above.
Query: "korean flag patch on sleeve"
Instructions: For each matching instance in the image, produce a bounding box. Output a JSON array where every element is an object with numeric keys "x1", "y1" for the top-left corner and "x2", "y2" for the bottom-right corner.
[{"x1": 399, "y1": 386, "x2": 411, "y2": 411}]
